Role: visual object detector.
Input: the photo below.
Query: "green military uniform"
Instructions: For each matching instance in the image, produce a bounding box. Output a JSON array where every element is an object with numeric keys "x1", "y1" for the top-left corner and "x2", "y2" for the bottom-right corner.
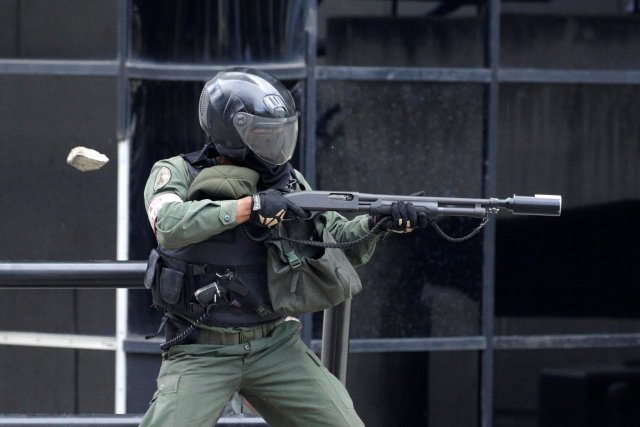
[{"x1": 140, "y1": 156, "x2": 379, "y2": 427}]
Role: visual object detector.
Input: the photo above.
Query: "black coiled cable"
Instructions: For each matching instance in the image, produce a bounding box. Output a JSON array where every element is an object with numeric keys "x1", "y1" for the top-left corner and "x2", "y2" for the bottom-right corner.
[
  {"x1": 241, "y1": 214, "x2": 489, "y2": 248},
  {"x1": 160, "y1": 310, "x2": 209, "y2": 351}
]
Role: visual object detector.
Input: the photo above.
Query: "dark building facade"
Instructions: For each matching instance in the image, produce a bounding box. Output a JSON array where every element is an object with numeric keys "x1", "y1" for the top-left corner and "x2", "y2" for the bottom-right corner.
[{"x1": 1, "y1": 1, "x2": 640, "y2": 426}]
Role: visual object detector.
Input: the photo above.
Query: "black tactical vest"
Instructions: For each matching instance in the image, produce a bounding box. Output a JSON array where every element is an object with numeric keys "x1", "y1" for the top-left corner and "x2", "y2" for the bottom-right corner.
[{"x1": 156, "y1": 223, "x2": 281, "y2": 326}]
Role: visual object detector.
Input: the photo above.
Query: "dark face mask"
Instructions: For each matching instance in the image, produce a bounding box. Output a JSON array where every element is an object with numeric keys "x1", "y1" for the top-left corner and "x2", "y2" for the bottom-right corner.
[
  {"x1": 239, "y1": 152, "x2": 293, "y2": 191},
  {"x1": 182, "y1": 142, "x2": 220, "y2": 169}
]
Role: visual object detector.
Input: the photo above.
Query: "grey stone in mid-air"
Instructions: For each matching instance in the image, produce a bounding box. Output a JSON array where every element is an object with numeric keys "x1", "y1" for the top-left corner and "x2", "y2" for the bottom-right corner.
[{"x1": 66, "y1": 146, "x2": 110, "y2": 172}]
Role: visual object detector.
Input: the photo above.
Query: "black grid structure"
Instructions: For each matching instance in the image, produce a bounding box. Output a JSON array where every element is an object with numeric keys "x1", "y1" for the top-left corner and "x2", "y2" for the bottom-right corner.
[
  {"x1": 2, "y1": 1, "x2": 640, "y2": 426},
  {"x1": 310, "y1": 2, "x2": 640, "y2": 426}
]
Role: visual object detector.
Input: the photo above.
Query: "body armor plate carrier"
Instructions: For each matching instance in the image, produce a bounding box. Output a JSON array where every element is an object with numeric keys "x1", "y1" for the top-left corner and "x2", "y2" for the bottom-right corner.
[{"x1": 150, "y1": 223, "x2": 281, "y2": 327}]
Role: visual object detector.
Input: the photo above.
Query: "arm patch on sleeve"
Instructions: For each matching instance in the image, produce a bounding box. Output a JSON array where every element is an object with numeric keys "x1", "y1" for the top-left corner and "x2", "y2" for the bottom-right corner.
[
  {"x1": 147, "y1": 193, "x2": 183, "y2": 230},
  {"x1": 153, "y1": 167, "x2": 172, "y2": 191}
]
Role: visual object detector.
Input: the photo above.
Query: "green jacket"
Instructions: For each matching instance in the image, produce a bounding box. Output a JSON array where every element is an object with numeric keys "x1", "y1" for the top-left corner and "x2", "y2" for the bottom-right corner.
[{"x1": 144, "y1": 156, "x2": 379, "y2": 268}]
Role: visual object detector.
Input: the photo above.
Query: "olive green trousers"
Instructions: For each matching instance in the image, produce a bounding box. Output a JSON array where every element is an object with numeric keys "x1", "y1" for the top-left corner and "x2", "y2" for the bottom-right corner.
[{"x1": 139, "y1": 320, "x2": 364, "y2": 427}]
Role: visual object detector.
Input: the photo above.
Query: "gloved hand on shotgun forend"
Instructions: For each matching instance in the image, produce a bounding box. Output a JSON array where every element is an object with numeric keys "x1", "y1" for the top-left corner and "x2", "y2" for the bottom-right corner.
[{"x1": 368, "y1": 201, "x2": 429, "y2": 233}]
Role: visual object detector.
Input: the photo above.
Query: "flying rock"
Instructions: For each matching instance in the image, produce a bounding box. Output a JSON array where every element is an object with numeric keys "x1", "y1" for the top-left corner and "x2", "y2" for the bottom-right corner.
[{"x1": 66, "y1": 146, "x2": 110, "y2": 172}]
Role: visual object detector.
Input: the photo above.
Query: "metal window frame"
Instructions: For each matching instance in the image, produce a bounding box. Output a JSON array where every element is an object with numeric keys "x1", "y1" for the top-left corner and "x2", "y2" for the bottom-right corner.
[
  {"x1": 5, "y1": 60, "x2": 640, "y2": 85},
  {"x1": 2, "y1": 1, "x2": 640, "y2": 425},
  {"x1": 4, "y1": 264, "x2": 640, "y2": 424}
]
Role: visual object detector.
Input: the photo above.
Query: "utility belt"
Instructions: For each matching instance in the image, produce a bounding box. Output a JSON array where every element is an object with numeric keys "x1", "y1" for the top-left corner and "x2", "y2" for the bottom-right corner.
[
  {"x1": 163, "y1": 316, "x2": 290, "y2": 349},
  {"x1": 144, "y1": 248, "x2": 273, "y2": 318}
]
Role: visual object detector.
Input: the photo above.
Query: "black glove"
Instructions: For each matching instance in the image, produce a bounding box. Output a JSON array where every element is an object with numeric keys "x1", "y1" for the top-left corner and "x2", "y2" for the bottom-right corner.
[
  {"x1": 250, "y1": 189, "x2": 308, "y2": 228},
  {"x1": 369, "y1": 201, "x2": 429, "y2": 234}
]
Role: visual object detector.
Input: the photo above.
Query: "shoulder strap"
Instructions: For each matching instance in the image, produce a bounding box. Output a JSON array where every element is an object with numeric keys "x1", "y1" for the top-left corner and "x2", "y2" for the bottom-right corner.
[{"x1": 290, "y1": 169, "x2": 311, "y2": 191}]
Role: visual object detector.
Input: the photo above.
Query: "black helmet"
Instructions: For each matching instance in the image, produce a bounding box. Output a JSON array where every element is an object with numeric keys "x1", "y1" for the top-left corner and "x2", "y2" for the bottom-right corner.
[{"x1": 198, "y1": 67, "x2": 298, "y2": 166}]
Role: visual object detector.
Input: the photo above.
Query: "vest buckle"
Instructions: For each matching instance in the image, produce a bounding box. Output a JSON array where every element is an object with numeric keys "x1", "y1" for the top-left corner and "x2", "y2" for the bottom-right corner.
[{"x1": 284, "y1": 250, "x2": 302, "y2": 269}]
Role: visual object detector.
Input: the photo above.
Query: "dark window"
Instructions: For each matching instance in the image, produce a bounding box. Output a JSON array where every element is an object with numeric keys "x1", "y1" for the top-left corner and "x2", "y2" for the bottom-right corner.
[
  {"x1": 0, "y1": 0, "x2": 117, "y2": 59},
  {"x1": 495, "y1": 348, "x2": 640, "y2": 426},
  {"x1": 132, "y1": 0, "x2": 304, "y2": 63},
  {"x1": 496, "y1": 84, "x2": 640, "y2": 333},
  {"x1": 316, "y1": 80, "x2": 484, "y2": 339}
]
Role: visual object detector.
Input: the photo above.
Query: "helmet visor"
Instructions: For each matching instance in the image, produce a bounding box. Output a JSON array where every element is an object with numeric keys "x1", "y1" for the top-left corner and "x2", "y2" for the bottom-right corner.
[{"x1": 233, "y1": 112, "x2": 298, "y2": 165}]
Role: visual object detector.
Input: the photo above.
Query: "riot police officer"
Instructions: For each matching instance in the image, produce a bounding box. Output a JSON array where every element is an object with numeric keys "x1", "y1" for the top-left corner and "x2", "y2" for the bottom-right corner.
[{"x1": 140, "y1": 67, "x2": 426, "y2": 427}]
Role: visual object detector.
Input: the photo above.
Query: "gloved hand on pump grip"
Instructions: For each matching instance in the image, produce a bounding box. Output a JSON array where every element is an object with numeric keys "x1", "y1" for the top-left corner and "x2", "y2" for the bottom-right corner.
[{"x1": 369, "y1": 201, "x2": 429, "y2": 233}]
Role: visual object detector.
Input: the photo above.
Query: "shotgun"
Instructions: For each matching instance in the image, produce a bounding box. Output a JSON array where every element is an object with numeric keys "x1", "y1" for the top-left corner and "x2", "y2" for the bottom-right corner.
[{"x1": 284, "y1": 191, "x2": 562, "y2": 218}]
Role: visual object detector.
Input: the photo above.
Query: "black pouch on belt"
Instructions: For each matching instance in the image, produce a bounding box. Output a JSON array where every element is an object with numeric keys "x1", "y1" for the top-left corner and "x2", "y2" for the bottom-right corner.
[
  {"x1": 145, "y1": 249, "x2": 163, "y2": 308},
  {"x1": 159, "y1": 268, "x2": 184, "y2": 307},
  {"x1": 144, "y1": 249, "x2": 160, "y2": 289}
]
